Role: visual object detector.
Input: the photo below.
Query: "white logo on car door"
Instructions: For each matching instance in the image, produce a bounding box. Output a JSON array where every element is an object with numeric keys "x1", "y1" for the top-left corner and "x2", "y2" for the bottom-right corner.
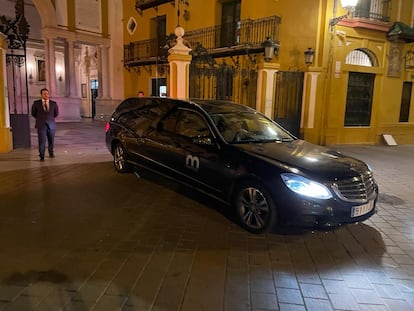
[{"x1": 186, "y1": 154, "x2": 199, "y2": 169}]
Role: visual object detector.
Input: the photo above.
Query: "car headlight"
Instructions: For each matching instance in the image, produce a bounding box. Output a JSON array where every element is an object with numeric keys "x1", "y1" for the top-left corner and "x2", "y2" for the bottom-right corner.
[{"x1": 281, "y1": 173, "x2": 332, "y2": 199}]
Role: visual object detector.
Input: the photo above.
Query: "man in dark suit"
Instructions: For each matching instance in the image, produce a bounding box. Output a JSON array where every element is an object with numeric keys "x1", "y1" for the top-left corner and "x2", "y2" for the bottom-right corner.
[{"x1": 31, "y1": 88, "x2": 59, "y2": 161}]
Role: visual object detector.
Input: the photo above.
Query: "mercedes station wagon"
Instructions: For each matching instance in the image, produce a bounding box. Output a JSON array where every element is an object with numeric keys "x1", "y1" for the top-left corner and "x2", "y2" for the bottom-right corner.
[{"x1": 105, "y1": 97, "x2": 378, "y2": 233}]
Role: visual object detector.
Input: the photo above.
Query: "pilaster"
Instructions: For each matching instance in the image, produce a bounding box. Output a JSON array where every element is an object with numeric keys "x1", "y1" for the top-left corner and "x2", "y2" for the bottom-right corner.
[
  {"x1": 301, "y1": 68, "x2": 323, "y2": 143},
  {"x1": 255, "y1": 62, "x2": 280, "y2": 118},
  {"x1": 168, "y1": 26, "x2": 192, "y2": 99}
]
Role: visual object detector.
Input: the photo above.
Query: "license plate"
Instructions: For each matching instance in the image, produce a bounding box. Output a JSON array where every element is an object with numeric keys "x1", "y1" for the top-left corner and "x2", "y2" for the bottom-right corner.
[{"x1": 351, "y1": 200, "x2": 374, "y2": 218}]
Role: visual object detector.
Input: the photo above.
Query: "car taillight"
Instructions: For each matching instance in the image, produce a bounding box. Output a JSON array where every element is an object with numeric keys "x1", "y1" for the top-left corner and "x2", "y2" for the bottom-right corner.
[{"x1": 105, "y1": 122, "x2": 110, "y2": 133}]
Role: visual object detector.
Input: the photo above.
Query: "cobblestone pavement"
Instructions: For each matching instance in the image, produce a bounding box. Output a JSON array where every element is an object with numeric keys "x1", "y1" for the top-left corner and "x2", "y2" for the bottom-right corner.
[{"x1": 0, "y1": 120, "x2": 413, "y2": 311}]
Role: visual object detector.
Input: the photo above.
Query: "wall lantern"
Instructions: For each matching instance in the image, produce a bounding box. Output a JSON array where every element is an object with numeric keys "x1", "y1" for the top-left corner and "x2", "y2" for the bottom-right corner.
[
  {"x1": 304, "y1": 48, "x2": 315, "y2": 65},
  {"x1": 329, "y1": 0, "x2": 359, "y2": 27},
  {"x1": 262, "y1": 37, "x2": 280, "y2": 62}
]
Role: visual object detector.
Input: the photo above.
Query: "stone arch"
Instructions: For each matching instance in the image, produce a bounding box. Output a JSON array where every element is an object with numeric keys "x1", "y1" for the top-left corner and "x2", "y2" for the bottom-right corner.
[{"x1": 31, "y1": 0, "x2": 57, "y2": 28}]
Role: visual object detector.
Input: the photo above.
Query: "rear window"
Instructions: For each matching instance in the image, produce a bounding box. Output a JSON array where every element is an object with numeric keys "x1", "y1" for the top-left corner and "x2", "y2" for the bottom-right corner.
[{"x1": 114, "y1": 98, "x2": 147, "y2": 115}]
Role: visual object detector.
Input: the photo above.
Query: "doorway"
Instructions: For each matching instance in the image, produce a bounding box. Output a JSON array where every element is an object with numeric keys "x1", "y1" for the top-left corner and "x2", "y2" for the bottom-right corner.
[
  {"x1": 151, "y1": 78, "x2": 167, "y2": 97},
  {"x1": 90, "y1": 79, "x2": 98, "y2": 119},
  {"x1": 273, "y1": 71, "x2": 304, "y2": 137},
  {"x1": 220, "y1": 0, "x2": 241, "y2": 47},
  {"x1": 344, "y1": 72, "x2": 375, "y2": 126}
]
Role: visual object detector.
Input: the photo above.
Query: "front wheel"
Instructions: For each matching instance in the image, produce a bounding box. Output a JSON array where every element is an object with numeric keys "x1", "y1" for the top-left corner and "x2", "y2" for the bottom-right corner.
[
  {"x1": 234, "y1": 181, "x2": 278, "y2": 234},
  {"x1": 113, "y1": 143, "x2": 130, "y2": 173}
]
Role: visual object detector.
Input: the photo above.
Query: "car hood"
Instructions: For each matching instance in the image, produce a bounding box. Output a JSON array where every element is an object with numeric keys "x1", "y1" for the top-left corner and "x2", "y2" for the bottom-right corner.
[{"x1": 236, "y1": 139, "x2": 370, "y2": 179}]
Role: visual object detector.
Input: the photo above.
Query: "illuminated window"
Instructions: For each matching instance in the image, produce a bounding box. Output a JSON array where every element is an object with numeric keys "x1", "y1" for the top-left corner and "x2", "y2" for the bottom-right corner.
[{"x1": 345, "y1": 49, "x2": 377, "y2": 67}]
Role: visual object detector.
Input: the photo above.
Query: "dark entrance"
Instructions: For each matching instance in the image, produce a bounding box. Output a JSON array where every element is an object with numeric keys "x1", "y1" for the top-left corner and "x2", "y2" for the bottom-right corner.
[
  {"x1": 344, "y1": 72, "x2": 375, "y2": 126},
  {"x1": 273, "y1": 71, "x2": 304, "y2": 137},
  {"x1": 220, "y1": 0, "x2": 241, "y2": 47},
  {"x1": 90, "y1": 79, "x2": 98, "y2": 119},
  {"x1": 151, "y1": 78, "x2": 167, "y2": 97}
]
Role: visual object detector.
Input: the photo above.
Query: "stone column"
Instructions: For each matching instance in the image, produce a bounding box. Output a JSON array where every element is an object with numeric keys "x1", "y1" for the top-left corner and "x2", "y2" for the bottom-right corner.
[
  {"x1": 168, "y1": 26, "x2": 192, "y2": 99},
  {"x1": 0, "y1": 36, "x2": 12, "y2": 152},
  {"x1": 66, "y1": 39, "x2": 78, "y2": 97},
  {"x1": 255, "y1": 62, "x2": 280, "y2": 118},
  {"x1": 98, "y1": 45, "x2": 110, "y2": 98},
  {"x1": 45, "y1": 37, "x2": 57, "y2": 95},
  {"x1": 96, "y1": 46, "x2": 103, "y2": 98}
]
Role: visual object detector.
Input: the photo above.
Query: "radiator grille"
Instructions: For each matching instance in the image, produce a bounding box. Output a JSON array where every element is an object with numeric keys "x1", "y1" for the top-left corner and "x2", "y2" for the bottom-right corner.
[{"x1": 332, "y1": 171, "x2": 376, "y2": 203}]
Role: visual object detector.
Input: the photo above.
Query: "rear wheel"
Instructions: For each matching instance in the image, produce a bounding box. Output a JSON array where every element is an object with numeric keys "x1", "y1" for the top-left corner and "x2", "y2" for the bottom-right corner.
[
  {"x1": 234, "y1": 181, "x2": 278, "y2": 234},
  {"x1": 113, "y1": 144, "x2": 130, "y2": 173}
]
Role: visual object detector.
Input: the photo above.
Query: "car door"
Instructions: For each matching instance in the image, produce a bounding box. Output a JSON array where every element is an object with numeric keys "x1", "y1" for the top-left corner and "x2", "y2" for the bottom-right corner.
[
  {"x1": 123, "y1": 98, "x2": 173, "y2": 172},
  {"x1": 139, "y1": 107, "x2": 185, "y2": 179},
  {"x1": 169, "y1": 108, "x2": 237, "y2": 198}
]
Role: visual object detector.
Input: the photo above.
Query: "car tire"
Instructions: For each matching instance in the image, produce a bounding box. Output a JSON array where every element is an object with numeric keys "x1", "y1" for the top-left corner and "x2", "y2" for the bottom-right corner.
[
  {"x1": 234, "y1": 181, "x2": 278, "y2": 234},
  {"x1": 113, "y1": 143, "x2": 130, "y2": 173}
]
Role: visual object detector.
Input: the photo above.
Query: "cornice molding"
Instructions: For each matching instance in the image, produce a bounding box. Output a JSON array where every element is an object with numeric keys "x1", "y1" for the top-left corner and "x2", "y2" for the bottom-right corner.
[{"x1": 41, "y1": 27, "x2": 111, "y2": 46}]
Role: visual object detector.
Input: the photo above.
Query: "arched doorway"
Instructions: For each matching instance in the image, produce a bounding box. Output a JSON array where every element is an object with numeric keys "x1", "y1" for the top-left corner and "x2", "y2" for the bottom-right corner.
[{"x1": 344, "y1": 48, "x2": 378, "y2": 127}]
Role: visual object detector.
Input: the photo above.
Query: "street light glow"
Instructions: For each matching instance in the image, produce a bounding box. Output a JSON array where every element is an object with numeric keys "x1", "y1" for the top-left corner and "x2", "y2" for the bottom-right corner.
[{"x1": 340, "y1": 0, "x2": 359, "y2": 10}]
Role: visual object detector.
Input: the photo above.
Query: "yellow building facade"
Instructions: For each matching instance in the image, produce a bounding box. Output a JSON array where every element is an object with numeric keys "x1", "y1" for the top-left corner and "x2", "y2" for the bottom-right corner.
[{"x1": 123, "y1": 0, "x2": 414, "y2": 145}]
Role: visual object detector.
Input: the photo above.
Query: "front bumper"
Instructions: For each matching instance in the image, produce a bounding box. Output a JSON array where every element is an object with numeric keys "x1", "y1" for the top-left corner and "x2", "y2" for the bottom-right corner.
[{"x1": 278, "y1": 188, "x2": 378, "y2": 228}]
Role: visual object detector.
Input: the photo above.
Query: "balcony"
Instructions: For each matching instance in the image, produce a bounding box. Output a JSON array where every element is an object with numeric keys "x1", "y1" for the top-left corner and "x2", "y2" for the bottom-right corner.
[
  {"x1": 123, "y1": 15, "x2": 281, "y2": 69},
  {"x1": 339, "y1": 0, "x2": 392, "y2": 32},
  {"x1": 135, "y1": 0, "x2": 175, "y2": 15},
  {"x1": 388, "y1": 22, "x2": 414, "y2": 43}
]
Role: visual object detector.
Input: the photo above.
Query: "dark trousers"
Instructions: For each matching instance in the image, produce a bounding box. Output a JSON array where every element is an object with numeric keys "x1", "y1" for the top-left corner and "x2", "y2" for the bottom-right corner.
[{"x1": 37, "y1": 124, "x2": 55, "y2": 157}]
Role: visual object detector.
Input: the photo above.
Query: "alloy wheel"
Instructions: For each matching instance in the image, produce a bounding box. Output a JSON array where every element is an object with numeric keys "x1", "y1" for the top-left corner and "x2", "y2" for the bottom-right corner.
[
  {"x1": 113, "y1": 144, "x2": 129, "y2": 173},
  {"x1": 236, "y1": 182, "x2": 277, "y2": 233}
]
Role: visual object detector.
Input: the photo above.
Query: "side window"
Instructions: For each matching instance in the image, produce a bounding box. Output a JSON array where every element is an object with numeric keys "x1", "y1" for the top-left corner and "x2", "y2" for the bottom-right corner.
[
  {"x1": 117, "y1": 112, "x2": 136, "y2": 127},
  {"x1": 115, "y1": 98, "x2": 143, "y2": 114},
  {"x1": 131, "y1": 105, "x2": 159, "y2": 136},
  {"x1": 161, "y1": 109, "x2": 180, "y2": 133},
  {"x1": 176, "y1": 110, "x2": 210, "y2": 138},
  {"x1": 117, "y1": 100, "x2": 168, "y2": 136}
]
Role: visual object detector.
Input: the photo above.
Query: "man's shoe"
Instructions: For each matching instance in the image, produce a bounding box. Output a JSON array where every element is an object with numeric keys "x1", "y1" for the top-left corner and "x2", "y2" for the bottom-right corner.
[
  {"x1": 49, "y1": 154, "x2": 55, "y2": 158},
  {"x1": 40, "y1": 157, "x2": 45, "y2": 161}
]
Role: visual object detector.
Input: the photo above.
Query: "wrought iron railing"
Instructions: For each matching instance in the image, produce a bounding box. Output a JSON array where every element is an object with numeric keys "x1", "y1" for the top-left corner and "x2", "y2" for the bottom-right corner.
[
  {"x1": 185, "y1": 16, "x2": 281, "y2": 50},
  {"x1": 124, "y1": 15, "x2": 281, "y2": 67},
  {"x1": 353, "y1": 0, "x2": 391, "y2": 22}
]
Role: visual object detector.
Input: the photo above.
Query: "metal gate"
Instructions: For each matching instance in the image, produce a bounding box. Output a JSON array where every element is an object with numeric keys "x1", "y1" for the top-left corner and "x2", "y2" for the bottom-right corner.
[
  {"x1": 2, "y1": 0, "x2": 31, "y2": 148},
  {"x1": 274, "y1": 71, "x2": 304, "y2": 137},
  {"x1": 189, "y1": 47, "x2": 257, "y2": 108},
  {"x1": 6, "y1": 51, "x2": 31, "y2": 148}
]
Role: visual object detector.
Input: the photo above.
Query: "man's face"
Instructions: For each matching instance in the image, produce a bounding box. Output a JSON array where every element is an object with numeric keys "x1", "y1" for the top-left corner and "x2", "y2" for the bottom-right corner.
[{"x1": 41, "y1": 90, "x2": 49, "y2": 101}]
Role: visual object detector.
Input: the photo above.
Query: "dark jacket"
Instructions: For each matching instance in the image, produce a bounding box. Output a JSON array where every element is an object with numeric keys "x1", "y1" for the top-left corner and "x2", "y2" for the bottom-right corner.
[{"x1": 31, "y1": 99, "x2": 59, "y2": 129}]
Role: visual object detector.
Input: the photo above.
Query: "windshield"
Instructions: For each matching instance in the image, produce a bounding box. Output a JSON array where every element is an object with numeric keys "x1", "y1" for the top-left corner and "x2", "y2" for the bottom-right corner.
[{"x1": 209, "y1": 111, "x2": 295, "y2": 144}]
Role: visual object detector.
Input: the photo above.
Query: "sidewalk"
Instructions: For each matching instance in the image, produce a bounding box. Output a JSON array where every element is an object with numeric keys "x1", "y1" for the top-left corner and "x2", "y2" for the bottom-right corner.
[{"x1": 0, "y1": 119, "x2": 111, "y2": 172}]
